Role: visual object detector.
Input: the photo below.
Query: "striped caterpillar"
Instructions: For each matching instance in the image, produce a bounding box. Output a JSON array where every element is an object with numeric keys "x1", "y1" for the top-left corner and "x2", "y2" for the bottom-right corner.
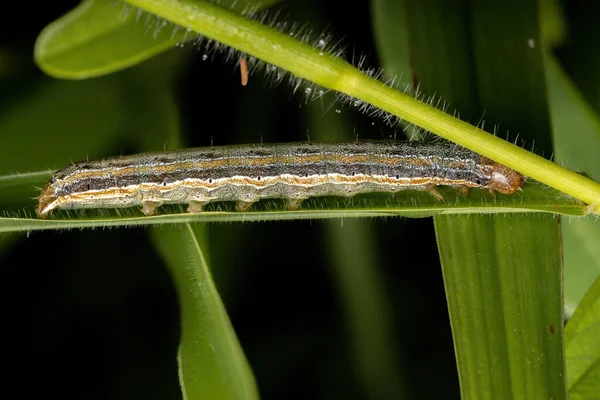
[{"x1": 36, "y1": 141, "x2": 526, "y2": 218}]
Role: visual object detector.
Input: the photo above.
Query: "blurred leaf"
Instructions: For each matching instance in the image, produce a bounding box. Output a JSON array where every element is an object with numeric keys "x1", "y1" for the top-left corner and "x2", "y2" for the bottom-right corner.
[
  {"x1": 555, "y1": 3, "x2": 600, "y2": 113},
  {"x1": 0, "y1": 49, "x2": 184, "y2": 215},
  {"x1": 403, "y1": 0, "x2": 477, "y2": 115},
  {"x1": 120, "y1": 50, "x2": 184, "y2": 151},
  {"x1": 325, "y1": 219, "x2": 405, "y2": 400},
  {"x1": 370, "y1": 0, "x2": 411, "y2": 87},
  {"x1": 34, "y1": 0, "x2": 279, "y2": 79},
  {"x1": 35, "y1": 0, "x2": 183, "y2": 79},
  {"x1": 539, "y1": 0, "x2": 567, "y2": 48},
  {"x1": 565, "y1": 275, "x2": 600, "y2": 399},
  {"x1": 545, "y1": 54, "x2": 600, "y2": 314},
  {"x1": 546, "y1": 56, "x2": 600, "y2": 178},
  {"x1": 0, "y1": 232, "x2": 18, "y2": 255},
  {"x1": 305, "y1": 56, "x2": 405, "y2": 397},
  {"x1": 471, "y1": 3, "x2": 553, "y2": 154},
  {"x1": 562, "y1": 218, "x2": 600, "y2": 317},
  {"x1": 0, "y1": 77, "x2": 125, "y2": 174},
  {"x1": 151, "y1": 223, "x2": 258, "y2": 400}
]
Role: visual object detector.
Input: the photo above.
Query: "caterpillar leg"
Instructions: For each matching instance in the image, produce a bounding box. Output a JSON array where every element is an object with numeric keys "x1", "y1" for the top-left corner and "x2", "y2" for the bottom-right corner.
[
  {"x1": 285, "y1": 198, "x2": 306, "y2": 211},
  {"x1": 425, "y1": 185, "x2": 444, "y2": 202},
  {"x1": 141, "y1": 200, "x2": 163, "y2": 216},
  {"x1": 236, "y1": 200, "x2": 255, "y2": 212},
  {"x1": 188, "y1": 200, "x2": 209, "y2": 214},
  {"x1": 459, "y1": 186, "x2": 469, "y2": 196}
]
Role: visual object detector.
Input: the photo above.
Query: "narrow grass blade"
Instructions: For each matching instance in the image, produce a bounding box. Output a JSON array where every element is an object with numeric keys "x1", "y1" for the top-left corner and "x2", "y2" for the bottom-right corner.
[
  {"x1": 150, "y1": 223, "x2": 258, "y2": 400},
  {"x1": 306, "y1": 64, "x2": 405, "y2": 397},
  {"x1": 435, "y1": 214, "x2": 565, "y2": 399},
  {"x1": 0, "y1": 78, "x2": 126, "y2": 174},
  {"x1": 393, "y1": 0, "x2": 567, "y2": 399},
  {"x1": 553, "y1": 3, "x2": 600, "y2": 113},
  {"x1": 565, "y1": 275, "x2": 600, "y2": 399},
  {"x1": 546, "y1": 55, "x2": 600, "y2": 314},
  {"x1": 370, "y1": 0, "x2": 411, "y2": 86},
  {"x1": 325, "y1": 219, "x2": 405, "y2": 399}
]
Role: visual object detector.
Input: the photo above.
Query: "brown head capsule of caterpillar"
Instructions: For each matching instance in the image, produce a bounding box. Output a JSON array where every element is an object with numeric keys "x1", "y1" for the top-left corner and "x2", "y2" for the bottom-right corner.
[
  {"x1": 489, "y1": 161, "x2": 527, "y2": 194},
  {"x1": 486, "y1": 159, "x2": 527, "y2": 194}
]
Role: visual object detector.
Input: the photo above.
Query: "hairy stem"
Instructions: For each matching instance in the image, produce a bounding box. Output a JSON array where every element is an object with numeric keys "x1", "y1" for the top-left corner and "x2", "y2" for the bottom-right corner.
[{"x1": 123, "y1": 0, "x2": 600, "y2": 212}]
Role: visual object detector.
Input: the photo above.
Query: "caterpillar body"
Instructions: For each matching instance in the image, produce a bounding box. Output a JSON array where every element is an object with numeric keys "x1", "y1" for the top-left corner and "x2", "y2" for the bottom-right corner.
[{"x1": 36, "y1": 141, "x2": 526, "y2": 218}]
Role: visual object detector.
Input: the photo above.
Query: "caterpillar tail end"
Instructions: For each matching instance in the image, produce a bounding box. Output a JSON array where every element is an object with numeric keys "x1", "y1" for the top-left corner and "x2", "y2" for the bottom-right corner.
[
  {"x1": 36, "y1": 179, "x2": 57, "y2": 219},
  {"x1": 36, "y1": 196, "x2": 54, "y2": 219}
]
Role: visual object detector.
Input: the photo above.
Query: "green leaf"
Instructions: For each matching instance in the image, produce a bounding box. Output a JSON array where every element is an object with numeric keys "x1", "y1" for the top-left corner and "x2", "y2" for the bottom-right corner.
[
  {"x1": 545, "y1": 54, "x2": 600, "y2": 314},
  {"x1": 0, "y1": 232, "x2": 18, "y2": 255},
  {"x1": 393, "y1": 0, "x2": 567, "y2": 399},
  {"x1": 448, "y1": 0, "x2": 566, "y2": 396},
  {"x1": 0, "y1": 77, "x2": 125, "y2": 174},
  {"x1": 562, "y1": 218, "x2": 600, "y2": 316},
  {"x1": 35, "y1": 0, "x2": 181, "y2": 79},
  {"x1": 565, "y1": 275, "x2": 600, "y2": 399},
  {"x1": 470, "y1": 5, "x2": 553, "y2": 153},
  {"x1": 34, "y1": 0, "x2": 279, "y2": 79},
  {"x1": 539, "y1": 0, "x2": 567, "y2": 48},
  {"x1": 150, "y1": 223, "x2": 258, "y2": 400},
  {"x1": 553, "y1": 3, "x2": 600, "y2": 113},
  {"x1": 370, "y1": 0, "x2": 411, "y2": 86},
  {"x1": 435, "y1": 214, "x2": 565, "y2": 399},
  {"x1": 403, "y1": 0, "x2": 477, "y2": 113},
  {"x1": 325, "y1": 219, "x2": 405, "y2": 399}
]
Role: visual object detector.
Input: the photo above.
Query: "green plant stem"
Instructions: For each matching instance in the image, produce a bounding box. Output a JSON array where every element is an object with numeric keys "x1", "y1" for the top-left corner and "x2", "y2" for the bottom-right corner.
[{"x1": 124, "y1": 0, "x2": 600, "y2": 212}]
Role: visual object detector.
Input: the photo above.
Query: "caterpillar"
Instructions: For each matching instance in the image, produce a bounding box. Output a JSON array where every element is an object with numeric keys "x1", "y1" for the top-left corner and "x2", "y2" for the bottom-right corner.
[{"x1": 36, "y1": 140, "x2": 526, "y2": 218}]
